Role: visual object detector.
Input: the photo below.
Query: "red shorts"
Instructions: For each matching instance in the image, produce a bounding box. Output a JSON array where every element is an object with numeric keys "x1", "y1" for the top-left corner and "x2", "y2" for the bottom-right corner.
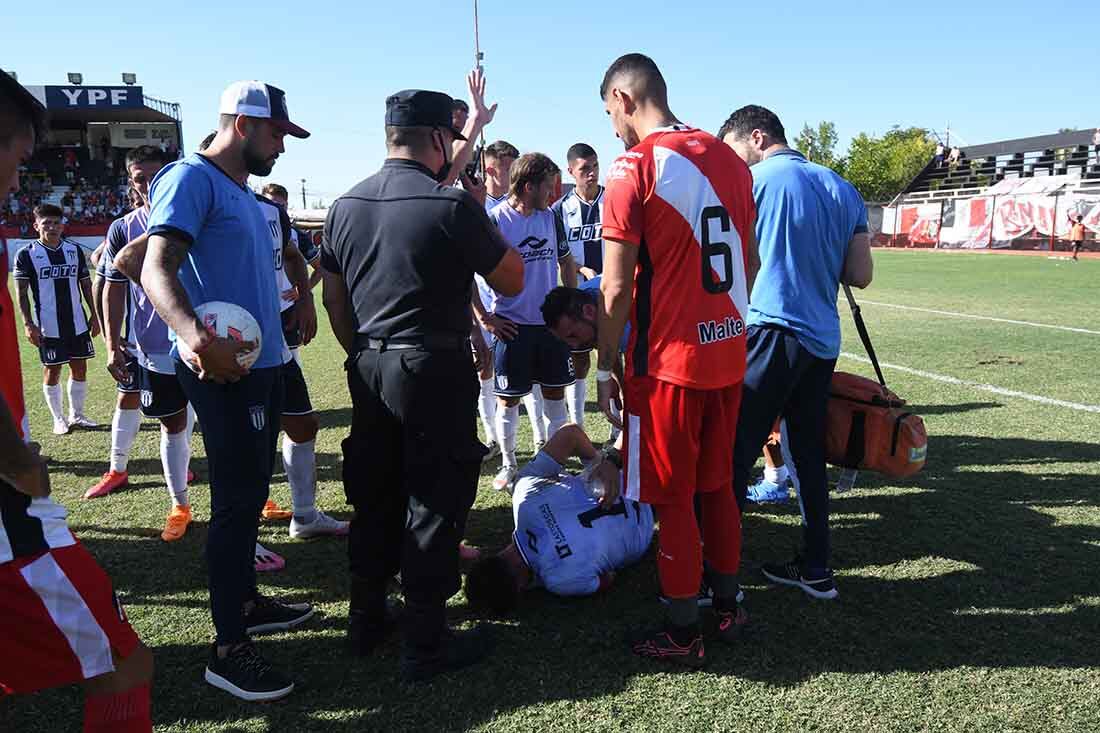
[
  {"x1": 0, "y1": 542, "x2": 141, "y2": 695},
  {"x1": 622, "y1": 377, "x2": 742, "y2": 505}
]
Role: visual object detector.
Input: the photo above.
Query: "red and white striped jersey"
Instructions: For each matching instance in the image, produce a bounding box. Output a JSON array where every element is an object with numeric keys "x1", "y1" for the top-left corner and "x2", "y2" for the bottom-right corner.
[
  {"x1": 602, "y1": 125, "x2": 756, "y2": 390},
  {"x1": 0, "y1": 481, "x2": 75, "y2": 564}
]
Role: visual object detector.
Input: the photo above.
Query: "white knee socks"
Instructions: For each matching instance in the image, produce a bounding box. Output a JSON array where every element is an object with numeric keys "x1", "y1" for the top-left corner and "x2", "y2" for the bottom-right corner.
[
  {"x1": 282, "y1": 436, "x2": 317, "y2": 523},
  {"x1": 161, "y1": 427, "x2": 191, "y2": 507},
  {"x1": 496, "y1": 404, "x2": 519, "y2": 469},
  {"x1": 567, "y1": 379, "x2": 586, "y2": 426},
  {"x1": 67, "y1": 378, "x2": 87, "y2": 420},
  {"x1": 110, "y1": 408, "x2": 141, "y2": 473},
  {"x1": 478, "y1": 377, "x2": 497, "y2": 445},
  {"x1": 543, "y1": 398, "x2": 567, "y2": 442}
]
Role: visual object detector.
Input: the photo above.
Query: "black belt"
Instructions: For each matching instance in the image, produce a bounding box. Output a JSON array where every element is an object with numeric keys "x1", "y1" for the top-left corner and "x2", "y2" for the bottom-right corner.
[{"x1": 355, "y1": 333, "x2": 469, "y2": 352}]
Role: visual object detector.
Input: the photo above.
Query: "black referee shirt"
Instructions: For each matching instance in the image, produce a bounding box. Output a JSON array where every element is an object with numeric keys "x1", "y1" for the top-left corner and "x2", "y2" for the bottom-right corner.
[{"x1": 321, "y1": 159, "x2": 509, "y2": 339}]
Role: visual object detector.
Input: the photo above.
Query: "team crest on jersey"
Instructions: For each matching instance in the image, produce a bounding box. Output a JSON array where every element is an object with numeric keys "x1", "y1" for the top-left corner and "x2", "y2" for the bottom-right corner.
[
  {"x1": 249, "y1": 404, "x2": 265, "y2": 431},
  {"x1": 46, "y1": 348, "x2": 57, "y2": 362},
  {"x1": 496, "y1": 374, "x2": 508, "y2": 390},
  {"x1": 141, "y1": 390, "x2": 153, "y2": 408}
]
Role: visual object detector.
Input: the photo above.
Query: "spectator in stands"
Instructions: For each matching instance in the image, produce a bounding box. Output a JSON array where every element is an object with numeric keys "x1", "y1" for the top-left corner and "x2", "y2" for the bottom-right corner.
[
  {"x1": 1069, "y1": 212, "x2": 1086, "y2": 261},
  {"x1": 948, "y1": 146, "x2": 961, "y2": 168},
  {"x1": 934, "y1": 142, "x2": 945, "y2": 167},
  {"x1": 99, "y1": 136, "x2": 110, "y2": 161},
  {"x1": 1092, "y1": 129, "x2": 1100, "y2": 167}
]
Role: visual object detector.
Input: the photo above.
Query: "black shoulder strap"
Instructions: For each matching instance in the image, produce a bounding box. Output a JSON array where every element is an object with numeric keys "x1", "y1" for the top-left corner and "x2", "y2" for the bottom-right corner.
[{"x1": 842, "y1": 284, "x2": 887, "y2": 388}]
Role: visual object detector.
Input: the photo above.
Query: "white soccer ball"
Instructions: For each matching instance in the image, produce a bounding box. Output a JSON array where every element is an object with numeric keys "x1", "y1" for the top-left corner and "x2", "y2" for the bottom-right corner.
[{"x1": 177, "y1": 301, "x2": 262, "y2": 371}]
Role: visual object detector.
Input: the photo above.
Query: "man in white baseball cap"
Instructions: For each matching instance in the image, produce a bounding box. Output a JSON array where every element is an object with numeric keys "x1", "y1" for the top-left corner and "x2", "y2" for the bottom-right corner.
[{"x1": 219, "y1": 81, "x2": 310, "y2": 140}]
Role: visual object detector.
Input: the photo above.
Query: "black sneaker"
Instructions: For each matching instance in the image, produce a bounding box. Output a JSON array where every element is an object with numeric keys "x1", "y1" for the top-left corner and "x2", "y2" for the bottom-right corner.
[
  {"x1": 628, "y1": 626, "x2": 706, "y2": 669},
  {"x1": 400, "y1": 626, "x2": 492, "y2": 683},
  {"x1": 244, "y1": 594, "x2": 316, "y2": 635},
  {"x1": 204, "y1": 642, "x2": 294, "y2": 702},
  {"x1": 761, "y1": 556, "x2": 839, "y2": 600},
  {"x1": 713, "y1": 604, "x2": 749, "y2": 644},
  {"x1": 659, "y1": 579, "x2": 745, "y2": 607},
  {"x1": 348, "y1": 596, "x2": 403, "y2": 657}
]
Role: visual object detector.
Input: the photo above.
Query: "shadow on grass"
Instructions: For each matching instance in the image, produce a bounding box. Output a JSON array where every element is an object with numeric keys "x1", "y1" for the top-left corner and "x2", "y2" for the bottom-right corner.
[{"x1": 5, "y1": 430, "x2": 1100, "y2": 732}]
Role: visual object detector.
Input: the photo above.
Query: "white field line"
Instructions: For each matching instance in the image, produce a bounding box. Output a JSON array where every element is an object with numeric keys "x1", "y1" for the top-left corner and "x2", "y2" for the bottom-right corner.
[
  {"x1": 838, "y1": 353, "x2": 1100, "y2": 414},
  {"x1": 857, "y1": 300, "x2": 1100, "y2": 336}
]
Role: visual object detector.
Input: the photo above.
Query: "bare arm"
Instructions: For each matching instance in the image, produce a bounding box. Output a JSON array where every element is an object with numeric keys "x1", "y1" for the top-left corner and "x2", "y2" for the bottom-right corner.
[
  {"x1": 540, "y1": 423, "x2": 598, "y2": 466},
  {"x1": 113, "y1": 233, "x2": 149, "y2": 283},
  {"x1": 559, "y1": 253, "x2": 578, "y2": 289},
  {"x1": 16, "y1": 280, "x2": 41, "y2": 345},
  {"x1": 307, "y1": 259, "x2": 323, "y2": 290},
  {"x1": 841, "y1": 232, "x2": 873, "y2": 289},
  {"x1": 79, "y1": 277, "x2": 100, "y2": 337},
  {"x1": 321, "y1": 268, "x2": 355, "y2": 356},
  {"x1": 483, "y1": 248, "x2": 524, "y2": 297},
  {"x1": 103, "y1": 280, "x2": 131, "y2": 382},
  {"x1": 92, "y1": 276, "x2": 106, "y2": 337},
  {"x1": 449, "y1": 68, "x2": 498, "y2": 185},
  {"x1": 0, "y1": 396, "x2": 49, "y2": 498},
  {"x1": 597, "y1": 240, "x2": 638, "y2": 372},
  {"x1": 282, "y1": 240, "x2": 317, "y2": 344}
]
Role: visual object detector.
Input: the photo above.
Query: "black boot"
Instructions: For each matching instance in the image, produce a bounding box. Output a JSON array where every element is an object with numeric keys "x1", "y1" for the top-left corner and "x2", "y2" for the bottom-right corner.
[{"x1": 347, "y1": 575, "x2": 401, "y2": 657}]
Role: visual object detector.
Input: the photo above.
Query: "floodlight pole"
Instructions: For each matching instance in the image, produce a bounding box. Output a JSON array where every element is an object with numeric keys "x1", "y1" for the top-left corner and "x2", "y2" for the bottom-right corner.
[{"x1": 300, "y1": 179, "x2": 307, "y2": 210}]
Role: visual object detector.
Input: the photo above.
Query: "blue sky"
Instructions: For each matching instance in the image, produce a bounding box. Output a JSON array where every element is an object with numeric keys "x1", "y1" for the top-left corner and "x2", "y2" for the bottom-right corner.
[{"x1": 6, "y1": 0, "x2": 1097, "y2": 205}]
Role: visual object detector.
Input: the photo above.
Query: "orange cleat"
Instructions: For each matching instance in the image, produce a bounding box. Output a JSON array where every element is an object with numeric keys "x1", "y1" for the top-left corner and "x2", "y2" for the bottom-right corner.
[
  {"x1": 161, "y1": 505, "x2": 192, "y2": 542},
  {"x1": 261, "y1": 499, "x2": 293, "y2": 521},
  {"x1": 84, "y1": 470, "x2": 129, "y2": 500}
]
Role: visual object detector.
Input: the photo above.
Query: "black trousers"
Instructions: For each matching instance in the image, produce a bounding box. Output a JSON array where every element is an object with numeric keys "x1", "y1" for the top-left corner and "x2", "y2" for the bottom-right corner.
[
  {"x1": 344, "y1": 346, "x2": 485, "y2": 650},
  {"x1": 176, "y1": 362, "x2": 282, "y2": 645}
]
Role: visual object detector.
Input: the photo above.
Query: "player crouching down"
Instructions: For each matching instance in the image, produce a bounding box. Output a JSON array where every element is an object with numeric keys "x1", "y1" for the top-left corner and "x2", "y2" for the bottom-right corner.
[{"x1": 465, "y1": 424, "x2": 652, "y2": 613}]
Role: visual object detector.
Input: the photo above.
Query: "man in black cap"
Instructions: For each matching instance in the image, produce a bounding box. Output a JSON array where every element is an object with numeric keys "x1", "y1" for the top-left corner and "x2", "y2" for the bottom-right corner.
[{"x1": 321, "y1": 89, "x2": 523, "y2": 681}]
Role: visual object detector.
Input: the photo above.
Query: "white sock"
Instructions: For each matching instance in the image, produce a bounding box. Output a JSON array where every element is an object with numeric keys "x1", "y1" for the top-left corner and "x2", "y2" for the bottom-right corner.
[
  {"x1": 283, "y1": 436, "x2": 317, "y2": 523},
  {"x1": 543, "y1": 398, "x2": 567, "y2": 441},
  {"x1": 110, "y1": 408, "x2": 141, "y2": 473},
  {"x1": 67, "y1": 378, "x2": 87, "y2": 420},
  {"x1": 478, "y1": 377, "x2": 497, "y2": 444},
  {"x1": 496, "y1": 404, "x2": 519, "y2": 469},
  {"x1": 160, "y1": 427, "x2": 190, "y2": 507},
  {"x1": 43, "y1": 383, "x2": 65, "y2": 423},
  {"x1": 567, "y1": 379, "x2": 586, "y2": 427},
  {"x1": 523, "y1": 385, "x2": 546, "y2": 443}
]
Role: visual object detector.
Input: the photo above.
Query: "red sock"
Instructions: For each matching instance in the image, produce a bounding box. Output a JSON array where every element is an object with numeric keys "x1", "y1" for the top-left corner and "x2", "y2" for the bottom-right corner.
[
  {"x1": 83, "y1": 682, "x2": 152, "y2": 733},
  {"x1": 656, "y1": 500, "x2": 703, "y2": 599},
  {"x1": 699, "y1": 486, "x2": 742, "y2": 575}
]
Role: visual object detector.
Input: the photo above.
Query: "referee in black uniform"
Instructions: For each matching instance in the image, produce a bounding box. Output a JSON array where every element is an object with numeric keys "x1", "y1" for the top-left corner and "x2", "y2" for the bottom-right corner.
[{"x1": 321, "y1": 89, "x2": 523, "y2": 681}]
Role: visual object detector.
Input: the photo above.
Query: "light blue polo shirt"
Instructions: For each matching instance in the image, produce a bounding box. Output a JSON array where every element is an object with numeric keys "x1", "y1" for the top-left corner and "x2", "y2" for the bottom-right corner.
[
  {"x1": 146, "y1": 153, "x2": 284, "y2": 369},
  {"x1": 748, "y1": 149, "x2": 868, "y2": 359}
]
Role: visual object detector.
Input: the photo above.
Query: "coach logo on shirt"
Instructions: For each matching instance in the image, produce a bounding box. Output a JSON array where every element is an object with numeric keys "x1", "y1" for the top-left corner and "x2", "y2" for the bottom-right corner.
[{"x1": 249, "y1": 405, "x2": 266, "y2": 431}]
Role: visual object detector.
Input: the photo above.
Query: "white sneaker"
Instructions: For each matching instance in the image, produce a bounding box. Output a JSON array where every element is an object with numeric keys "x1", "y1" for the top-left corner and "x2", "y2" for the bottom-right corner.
[
  {"x1": 492, "y1": 466, "x2": 518, "y2": 494},
  {"x1": 289, "y1": 510, "x2": 350, "y2": 539},
  {"x1": 69, "y1": 414, "x2": 98, "y2": 429},
  {"x1": 52, "y1": 418, "x2": 70, "y2": 435},
  {"x1": 482, "y1": 442, "x2": 501, "y2": 464}
]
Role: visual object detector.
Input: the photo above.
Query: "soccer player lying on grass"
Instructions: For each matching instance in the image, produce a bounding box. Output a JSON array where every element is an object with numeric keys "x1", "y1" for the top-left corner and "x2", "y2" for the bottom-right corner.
[{"x1": 465, "y1": 423, "x2": 654, "y2": 614}]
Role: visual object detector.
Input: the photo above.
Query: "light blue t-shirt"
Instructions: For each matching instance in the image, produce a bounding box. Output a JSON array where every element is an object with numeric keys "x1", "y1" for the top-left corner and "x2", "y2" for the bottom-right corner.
[
  {"x1": 512, "y1": 451, "x2": 654, "y2": 596},
  {"x1": 748, "y1": 149, "x2": 868, "y2": 359},
  {"x1": 146, "y1": 154, "x2": 284, "y2": 369}
]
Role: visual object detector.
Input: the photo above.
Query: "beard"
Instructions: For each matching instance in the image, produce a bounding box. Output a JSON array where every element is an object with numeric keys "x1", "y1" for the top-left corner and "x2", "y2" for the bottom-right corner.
[{"x1": 242, "y1": 139, "x2": 276, "y2": 177}]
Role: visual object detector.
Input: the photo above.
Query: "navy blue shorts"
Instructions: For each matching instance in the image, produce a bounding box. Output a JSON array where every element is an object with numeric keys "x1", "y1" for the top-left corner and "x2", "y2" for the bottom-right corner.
[
  {"x1": 493, "y1": 324, "x2": 574, "y2": 398},
  {"x1": 39, "y1": 332, "x2": 95, "y2": 366},
  {"x1": 281, "y1": 356, "x2": 313, "y2": 415},
  {"x1": 138, "y1": 365, "x2": 188, "y2": 419}
]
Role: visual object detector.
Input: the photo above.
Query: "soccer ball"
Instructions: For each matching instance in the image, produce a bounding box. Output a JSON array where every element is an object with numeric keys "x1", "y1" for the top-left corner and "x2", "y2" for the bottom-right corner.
[{"x1": 177, "y1": 301, "x2": 262, "y2": 371}]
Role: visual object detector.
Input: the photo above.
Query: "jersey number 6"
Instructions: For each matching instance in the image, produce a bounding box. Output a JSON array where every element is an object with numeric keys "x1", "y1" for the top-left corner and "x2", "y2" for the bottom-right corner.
[{"x1": 700, "y1": 205, "x2": 733, "y2": 294}]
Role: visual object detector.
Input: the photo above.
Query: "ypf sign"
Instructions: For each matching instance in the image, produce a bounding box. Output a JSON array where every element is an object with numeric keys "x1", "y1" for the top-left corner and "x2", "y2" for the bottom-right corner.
[{"x1": 40, "y1": 86, "x2": 143, "y2": 110}]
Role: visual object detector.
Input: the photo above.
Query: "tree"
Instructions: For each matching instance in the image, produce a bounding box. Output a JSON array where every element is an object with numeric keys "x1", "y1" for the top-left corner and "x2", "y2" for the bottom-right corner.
[
  {"x1": 842, "y1": 126, "x2": 935, "y2": 202},
  {"x1": 794, "y1": 121, "x2": 840, "y2": 170}
]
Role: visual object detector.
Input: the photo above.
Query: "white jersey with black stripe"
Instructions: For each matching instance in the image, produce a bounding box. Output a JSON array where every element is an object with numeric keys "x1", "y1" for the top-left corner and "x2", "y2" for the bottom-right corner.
[{"x1": 13, "y1": 239, "x2": 91, "y2": 339}]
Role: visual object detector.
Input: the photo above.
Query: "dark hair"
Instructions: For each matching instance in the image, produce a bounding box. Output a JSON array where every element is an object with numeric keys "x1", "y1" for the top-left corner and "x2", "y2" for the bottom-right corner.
[
  {"x1": 198, "y1": 131, "x2": 216, "y2": 151},
  {"x1": 125, "y1": 145, "x2": 163, "y2": 170},
  {"x1": 0, "y1": 69, "x2": 47, "y2": 147},
  {"x1": 717, "y1": 105, "x2": 787, "y2": 144},
  {"x1": 452, "y1": 99, "x2": 469, "y2": 113},
  {"x1": 484, "y1": 140, "x2": 519, "y2": 162},
  {"x1": 262, "y1": 183, "x2": 289, "y2": 200},
  {"x1": 566, "y1": 143, "x2": 597, "y2": 164},
  {"x1": 34, "y1": 203, "x2": 63, "y2": 219},
  {"x1": 464, "y1": 555, "x2": 520, "y2": 616},
  {"x1": 599, "y1": 53, "x2": 667, "y2": 104},
  {"x1": 541, "y1": 286, "x2": 595, "y2": 328},
  {"x1": 384, "y1": 125, "x2": 435, "y2": 152},
  {"x1": 509, "y1": 152, "x2": 560, "y2": 198}
]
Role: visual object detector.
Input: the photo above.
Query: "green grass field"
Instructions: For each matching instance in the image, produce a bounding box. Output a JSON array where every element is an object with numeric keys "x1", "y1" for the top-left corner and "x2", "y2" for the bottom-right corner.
[{"x1": 3, "y1": 249, "x2": 1099, "y2": 732}]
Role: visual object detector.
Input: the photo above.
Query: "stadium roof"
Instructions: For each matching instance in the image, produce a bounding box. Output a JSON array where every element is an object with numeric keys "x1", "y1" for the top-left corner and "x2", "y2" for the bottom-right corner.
[
  {"x1": 22, "y1": 84, "x2": 181, "y2": 124},
  {"x1": 962, "y1": 129, "x2": 1097, "y2": 159}
]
